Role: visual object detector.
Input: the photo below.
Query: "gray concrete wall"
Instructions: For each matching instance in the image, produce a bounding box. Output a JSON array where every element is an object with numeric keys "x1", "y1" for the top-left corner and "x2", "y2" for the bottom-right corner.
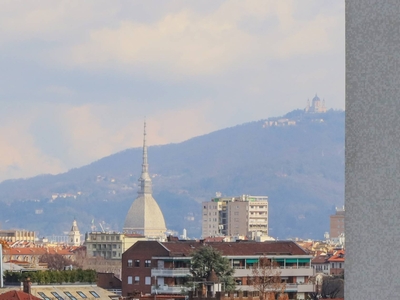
[{"x1": 346, "y1": 1, "x2": 400, "y2": 299}]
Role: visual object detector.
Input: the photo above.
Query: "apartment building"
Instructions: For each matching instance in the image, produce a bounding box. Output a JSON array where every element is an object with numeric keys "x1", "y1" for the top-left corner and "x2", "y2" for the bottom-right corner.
[
  {"x1": 0, "y1": 230, "x2": 36, "y2": 243},
  {"x1": 202, "y1": 195, "x2": 269, "y2": 239},
  {"x1": 84, "y1": 232, "x2": 146, "y2": 260},
  {"x1": 121, "y1": 240, "x2": 314, "y2": 300}
]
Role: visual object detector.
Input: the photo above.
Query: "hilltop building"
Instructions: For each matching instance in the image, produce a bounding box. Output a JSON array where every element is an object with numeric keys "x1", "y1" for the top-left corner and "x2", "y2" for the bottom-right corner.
[
  {"x1": 123, "y1": 122, "x2": 167, "y2": 240},
  {"x1": 305, "y1": 94, "x2": 327, "y2": 113},
  {"x1": 68, "y1": 219, "x2": 81, "y2": 246},
  {"x1": 202, "y1": 195, "x2": 269, "y2": 239}
]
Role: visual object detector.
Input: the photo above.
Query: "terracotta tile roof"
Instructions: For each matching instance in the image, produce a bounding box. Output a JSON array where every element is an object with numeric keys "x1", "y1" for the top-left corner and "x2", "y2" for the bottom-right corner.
[
  {"x1": 125, "y1": 233, "x2": 146, "y2": 238},
  {"x1": 311, "y1": 255, "x2": 329, "y2": 264},
  {"x1": 203, "y1": 237, "x2": 227, "y2": 242},
  {"x1": 3, "y1": 246, "x2": 80, "y2": 256},
  {"x1": 328, "y1": 250, "x2": 345, "y2": 262},
  {"x1": 160, "y1": 241, "x2": 309, "y2": 257},
  {"x1": 0, "y1": 290, "x2": 42, "y2": 300}
]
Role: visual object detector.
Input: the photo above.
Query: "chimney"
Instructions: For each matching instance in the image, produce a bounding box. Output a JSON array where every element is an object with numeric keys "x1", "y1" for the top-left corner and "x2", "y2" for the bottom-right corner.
[{"x1": 23, "y1": 277, "x2": 31, "y2": 294}]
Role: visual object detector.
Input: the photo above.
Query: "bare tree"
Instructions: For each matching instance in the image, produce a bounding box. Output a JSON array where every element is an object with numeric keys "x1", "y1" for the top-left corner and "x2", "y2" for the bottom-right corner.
[
  {"x1": 251, "y1": 257, "x2": 287, "y2": 300},
  {"x1": 320, "y1": 276, "x2": 344, "y2": 299},
  {"x1": 39, "y1": 253, "x2": 78, "y2": 271}
]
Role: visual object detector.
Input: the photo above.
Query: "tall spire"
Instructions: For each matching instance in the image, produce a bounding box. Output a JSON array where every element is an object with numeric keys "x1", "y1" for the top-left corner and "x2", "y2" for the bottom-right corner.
[{"x1": 139, "y1": 120, "x2": 152, "y2": 195}]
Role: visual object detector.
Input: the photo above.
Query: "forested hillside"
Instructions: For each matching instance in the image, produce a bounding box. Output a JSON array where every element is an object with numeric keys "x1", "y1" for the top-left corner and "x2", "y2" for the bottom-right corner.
[{"x1": 0, "y1": 109, "x2": 344, "y2": 240}]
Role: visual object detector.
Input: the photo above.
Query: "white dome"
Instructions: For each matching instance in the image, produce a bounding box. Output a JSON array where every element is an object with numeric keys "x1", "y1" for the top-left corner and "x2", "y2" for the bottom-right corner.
[{"x1": 123, "y1": 194, "x2": 166, "y2": 236}]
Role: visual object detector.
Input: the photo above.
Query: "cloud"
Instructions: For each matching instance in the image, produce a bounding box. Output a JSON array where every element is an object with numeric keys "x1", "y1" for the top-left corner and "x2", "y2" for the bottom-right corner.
[
  {"x1": 0, "y1": 118, "x2": 65, "y2": 181},
  {"x1": 48, "y1": 1, "x2": 343, "y2": 81},
  {"x1": 0, "y1": 1, "x2": 344, "y2": 181}
]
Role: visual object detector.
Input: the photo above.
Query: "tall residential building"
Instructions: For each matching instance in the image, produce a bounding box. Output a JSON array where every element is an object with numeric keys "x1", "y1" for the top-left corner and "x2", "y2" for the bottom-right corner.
[
  {"x1": 201, "y1": 195, "x2": 269, "y2": 239},
  {"x1": 330, "y1": 206, "x2": 345, "y2": 239},
  {"x1": 123, "y1": 122, "x2": 167, "y2": 240}
]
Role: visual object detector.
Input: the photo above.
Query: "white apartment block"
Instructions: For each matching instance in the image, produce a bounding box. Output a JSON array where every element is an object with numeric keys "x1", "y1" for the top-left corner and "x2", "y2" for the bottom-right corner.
[{"x1": 202, "y1": 195, "x2": 268, "y2": 239}]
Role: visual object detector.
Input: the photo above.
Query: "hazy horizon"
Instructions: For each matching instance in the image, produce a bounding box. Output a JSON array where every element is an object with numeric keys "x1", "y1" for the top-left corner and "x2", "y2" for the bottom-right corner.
[{"x1": 0, "y1": 1, "x2": 345, "y2": 182}]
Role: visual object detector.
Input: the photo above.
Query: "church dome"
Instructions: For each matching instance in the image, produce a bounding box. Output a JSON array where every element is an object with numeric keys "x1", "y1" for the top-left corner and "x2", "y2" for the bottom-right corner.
[{"x1": 312, "y1": 94, "x2": 320, "y2": 102}]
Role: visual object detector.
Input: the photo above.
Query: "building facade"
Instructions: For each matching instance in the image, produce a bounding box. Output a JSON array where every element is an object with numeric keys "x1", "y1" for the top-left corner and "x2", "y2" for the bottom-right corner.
[
  {"x1": 121, "y1": 240, "x2": 314, "y2": 300},
  {"x1": 202, "y1": 195, "x2": 269, "y2": 239},
  {"x1": 0, "y1": 230, "x2": 35, "y2": 243},
  {"x1": 330, "y1": 207, "x2": 345, "y2": 240},
  {"x1": 84, "y1": 232, "x2": 146, "y2": 260}
]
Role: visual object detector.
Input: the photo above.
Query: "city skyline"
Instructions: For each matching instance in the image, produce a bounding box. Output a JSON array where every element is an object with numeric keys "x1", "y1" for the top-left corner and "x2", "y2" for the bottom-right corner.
[{"x1": 0, "y1": 1, "x2": 344, "y2": 182}]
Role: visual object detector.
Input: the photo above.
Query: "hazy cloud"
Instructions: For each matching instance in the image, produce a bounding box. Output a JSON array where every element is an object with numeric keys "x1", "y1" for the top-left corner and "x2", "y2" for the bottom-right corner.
[{"x1": 0, "y1": 0, "x2": 345, "y2": 181}]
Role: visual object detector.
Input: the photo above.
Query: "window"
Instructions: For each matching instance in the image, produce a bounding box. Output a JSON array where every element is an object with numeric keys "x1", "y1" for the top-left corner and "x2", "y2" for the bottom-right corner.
[
  {"x1": 38, "y1": 292, "x2": 51, "y2": 300},
  {"x1": 332, "y1": 263, "x2": 334, "y2": 268},
  {"x1": 339, "y1": 263, "x2": 342, "y2": 268},
  {"x1": 145, "y1": 259, "x2": 151, "y2": 267},
  {"x1": 128, "y1": 259, "x2": 133, "y2": 267},
  {"x1": 64, "y1": 292, "x2": 78, "y2": 300},
  {"x1": 128, "y1": 276, "x2": 133, "y2": 284},
  {"x1": 145, "y1": 276, "x2": 151, "y2": 285},
  {"x1": 51, "y1": 292, "x2": 63, "y2": 300},
  {"x1": 76, "y1": 291, "x2": 87, "y2": 298},
  {"x1": 89, "y1": 291, "x2": 100, "y2": 298},
  {"x1": 134, "y1": 259, "x2": 140, "y2": 267},
  {"x1": 135, "y1": 276, "x2": 140, "y2": 284}
]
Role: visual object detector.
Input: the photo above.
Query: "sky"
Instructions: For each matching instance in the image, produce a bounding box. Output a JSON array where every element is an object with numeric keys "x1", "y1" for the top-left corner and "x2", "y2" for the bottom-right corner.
[{"x1": 0, "y1": 1, "x2": 344, "y2": 182}]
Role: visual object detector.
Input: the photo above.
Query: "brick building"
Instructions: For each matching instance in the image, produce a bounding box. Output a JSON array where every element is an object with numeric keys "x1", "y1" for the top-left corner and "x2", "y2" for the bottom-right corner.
[
  {"x1": 122, "y1": 240, "x2": 314, "y2": 300},
  {"x1": 329, "y1": 207, "x2": 345, "y2": 240}
]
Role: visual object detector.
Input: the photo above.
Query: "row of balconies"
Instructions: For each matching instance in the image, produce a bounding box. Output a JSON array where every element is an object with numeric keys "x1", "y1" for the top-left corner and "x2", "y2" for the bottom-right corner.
[
  {"x1": 151, "y1": 266, "x2": 314, "y2": 278},
  {"x1": 149, "y1": 283, "x2": 314, "y2": 295}
]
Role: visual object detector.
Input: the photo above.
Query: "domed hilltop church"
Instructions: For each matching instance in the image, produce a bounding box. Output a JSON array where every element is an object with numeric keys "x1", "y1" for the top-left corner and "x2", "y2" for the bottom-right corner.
[
  {"x1": 305, "y1": 94, "x2": 327, "y2": 113},
  {"x1": 123, "y1": 122, "x2": 167, "y2": 241}
]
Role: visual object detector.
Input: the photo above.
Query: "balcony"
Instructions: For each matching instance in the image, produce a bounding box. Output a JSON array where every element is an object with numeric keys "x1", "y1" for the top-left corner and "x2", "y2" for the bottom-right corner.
[
  {"x1": 296, "y1": 283, "x2": 315, "y2": 293},
  {"x1": 151, "y1": 285, "x2": 188, "y2": 294},
  {"x1": 151, "y1": 268, "x2": 191, "y2": 277},
  {"x1": 233, "y1": 266, "x2": 314, "y2": 278}
]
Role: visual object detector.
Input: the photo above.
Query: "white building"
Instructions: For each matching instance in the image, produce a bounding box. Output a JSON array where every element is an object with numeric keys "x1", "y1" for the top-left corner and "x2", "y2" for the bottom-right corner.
[{"x1": 202, "y1": 195, "x2": 269, "y2": 239}]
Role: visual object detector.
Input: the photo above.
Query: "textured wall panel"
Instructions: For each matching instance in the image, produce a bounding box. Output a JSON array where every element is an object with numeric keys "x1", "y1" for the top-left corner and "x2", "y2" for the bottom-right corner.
[{"x1": 346, "y1": 1, "x2": 400, "y2": 299}]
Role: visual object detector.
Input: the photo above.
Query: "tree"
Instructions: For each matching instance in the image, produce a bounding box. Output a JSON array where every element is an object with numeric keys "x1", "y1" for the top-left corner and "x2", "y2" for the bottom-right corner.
[
  {"x1": 39, "y1": 253, "x2": 78, "y2": 271},
  {"x1": 320, "y1": 276, "x2": 344, "y2": 299},
  {"x1": 190, "y1": 246, "x2": 235, "y2": 291},
  {"x1": 251, "y1": 257, "x2": 287, "y2": 300}
]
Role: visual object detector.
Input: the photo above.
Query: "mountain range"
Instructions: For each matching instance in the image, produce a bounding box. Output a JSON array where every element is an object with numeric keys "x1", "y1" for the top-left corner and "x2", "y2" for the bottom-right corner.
[{"x1": 0, "y1": 109, "x2": 344, "y2": 240}]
